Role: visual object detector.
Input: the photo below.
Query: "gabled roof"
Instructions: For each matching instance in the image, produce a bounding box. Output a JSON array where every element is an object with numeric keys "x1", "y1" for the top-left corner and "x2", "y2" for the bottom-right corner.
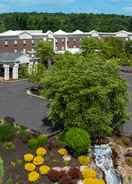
[
  {"x1": 89, "y1": 30, "x2": 98, "y2": 34},
  {"x1": 116, "y1": 30, "x2": 128, "y2": 34},
  {"x1": 72, "y1": 30, "x2": 84, "y2": 34},
  {"x1": 54, "y1": 30, "x2": 67, "y2": 35},
  {"x1": 0, "y1": 30, "x2": 43, "y2": 37}
]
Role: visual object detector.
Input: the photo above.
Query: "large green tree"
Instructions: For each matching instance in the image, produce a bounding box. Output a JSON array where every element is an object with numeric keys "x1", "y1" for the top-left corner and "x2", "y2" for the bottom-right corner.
[
  {"x1": 0, "y1": 12, "x2": 131, "y2": 33},
  {"x1": 41, "y1": 53, "x2": 128, "y2": 137},
  {"x1": 81, "y1": 37, "x2": 101, "y2": 55},
  {"x1": 36, "y1": 40, "x2": 54, "y2": 67}
]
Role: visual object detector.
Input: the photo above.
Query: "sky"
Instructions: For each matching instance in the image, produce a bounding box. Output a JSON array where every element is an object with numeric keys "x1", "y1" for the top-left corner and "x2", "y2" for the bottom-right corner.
[{"x1": 0, "y1": 0, "x2": 132, "y2": 15}]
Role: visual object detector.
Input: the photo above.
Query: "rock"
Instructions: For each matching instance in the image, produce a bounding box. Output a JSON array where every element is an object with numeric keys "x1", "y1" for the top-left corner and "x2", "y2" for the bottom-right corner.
[{"x1": 125, "y1": 149, "x2": 132, "y2": 157}]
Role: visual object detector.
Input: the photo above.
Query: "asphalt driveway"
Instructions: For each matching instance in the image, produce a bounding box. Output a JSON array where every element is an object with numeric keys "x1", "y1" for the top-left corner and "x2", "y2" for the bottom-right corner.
[
  {"x1": 0, "y1": 76, "x2": 132, "y2": 135},
  {"x1": 0, "y1": 80, "x2": 50, "y2": 133}
]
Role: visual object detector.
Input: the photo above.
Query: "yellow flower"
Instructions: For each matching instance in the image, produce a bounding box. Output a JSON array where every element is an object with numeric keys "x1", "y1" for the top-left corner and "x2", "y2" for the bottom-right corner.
[
  {"x1": 97, "y1": 179, "x2": 105, "y2": 184},
  {"x1": 36, "y1": 147, "x2": 47, "y2": 156},
  {"x1": 25, "y1": 163, "x2": 36, "y2": 172},
  {"x1": 82, "y1": 168, "x2": 96, "y2": 179},
  {"x1": 58, "y1": 148, "x2": 68, "y2": 156},
  {"x1": 78, "y1": 156, "x2": 90, "y2": 166},
  {"x1": 28, "y1": 171, "x2": 40, "y2": 182},
  {"x1": 83, "y1": 178, "x2": 105, "y2": 184},
  {"x1": 24, "y1": 153, "x2": 34, "y2": 162},
  {"x1": 39, "y1": 165, "x2": 50, "y2": 175},
  {"x1": 33, "y1": 156, "x2": 44, "y2": 166}
]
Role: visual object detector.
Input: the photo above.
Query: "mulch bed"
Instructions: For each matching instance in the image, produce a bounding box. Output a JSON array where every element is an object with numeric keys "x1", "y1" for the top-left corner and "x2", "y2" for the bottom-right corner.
[{"x1": 0, "y1": 137, "x2": 80, "y2": 184}]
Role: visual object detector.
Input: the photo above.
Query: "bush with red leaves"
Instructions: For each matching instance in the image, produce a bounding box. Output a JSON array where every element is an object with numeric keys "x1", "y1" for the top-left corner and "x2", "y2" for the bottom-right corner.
[
  {"x1": 47, "y1": 169, "x2": 61, "y2": 182},
  {"x1": 68, "y1": 167, "x2": 81, "y2": 179},
  {"x1": 59, "y1": 174, "x2": 74, "y2": 184}
]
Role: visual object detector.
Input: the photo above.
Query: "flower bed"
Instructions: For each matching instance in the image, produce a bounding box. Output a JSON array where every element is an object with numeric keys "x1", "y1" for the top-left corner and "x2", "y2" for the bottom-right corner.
[{"x1": 0, "y1": 119, "x2": 105, "y2": 184}]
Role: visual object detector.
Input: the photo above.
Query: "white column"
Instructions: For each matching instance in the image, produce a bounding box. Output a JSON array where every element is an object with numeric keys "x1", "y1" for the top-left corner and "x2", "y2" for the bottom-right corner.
[
  {"x1": 3, "y1": 64, "x2": 9, "y2": 81},
  {"x1": 12, "y1": 63, "x2": 19, "y2": 80},
  {"x1": 28, "y1": 62, "x2": 33, "y2": 74},
  {"x1": 53, "y1": 37, "x2": 56, "y2": 52},
  {"x1": 65, "y1": 37, "x2": 68, "y2": 51}
]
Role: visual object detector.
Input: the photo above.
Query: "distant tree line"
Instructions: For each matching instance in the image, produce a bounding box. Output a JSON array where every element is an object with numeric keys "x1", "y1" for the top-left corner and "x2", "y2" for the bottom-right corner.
[{"x1": 0, "y1": 12, "x2": 132, "y2": 32}]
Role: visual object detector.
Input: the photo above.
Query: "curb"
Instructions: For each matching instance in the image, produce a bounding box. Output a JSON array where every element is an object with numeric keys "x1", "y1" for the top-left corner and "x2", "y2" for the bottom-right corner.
[{"x1": 26, "y1": 90, "x2": 46, "y2": 100}]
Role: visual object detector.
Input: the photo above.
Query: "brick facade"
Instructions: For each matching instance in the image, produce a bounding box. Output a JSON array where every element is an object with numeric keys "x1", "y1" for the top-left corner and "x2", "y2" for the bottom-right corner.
[{"x1": 0, "y1": 30, "x2": 131, "y2": 54}]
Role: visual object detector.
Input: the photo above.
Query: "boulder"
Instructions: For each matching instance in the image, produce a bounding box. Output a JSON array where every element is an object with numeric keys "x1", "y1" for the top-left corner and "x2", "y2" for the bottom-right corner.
[{"x1": 125, "y1": 149, "x2": 132, "y2": 157}]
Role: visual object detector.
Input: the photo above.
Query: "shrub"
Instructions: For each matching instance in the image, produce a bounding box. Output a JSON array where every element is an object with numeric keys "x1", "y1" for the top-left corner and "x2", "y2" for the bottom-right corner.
[
  {"x1": 3, "y1": 142, "x2": 16, "y2": 150},
  {"x1": 0, "y1": 124, "x2": 16, "y2": 142},
  {"x1": 59, "y1": 175, "x2": 73, "y2": 184},
  {"x1": 28, "y1": 135, "x2": 48, "y2": 149},
  {"x1": 19, "y1": 127, "x2": 31, "y2": 143},
  {"x1": 37, "y1": 135, "x2": 48, "y2": 145},
  {"x1": 47, "y1": 170, "x2": 61, "y2": 182},
  {"x1": 28, "y1": 138, "x2": 39, "y2": 150},
  {"x1": 5, "y1": 178, "x2": 14, "y2": 184},
  {"x1": 0, "y1": 157, "x2": 4, "y2": 184},
  {"x1": 68, "y1": 167, "x2": 81, "y2": 179},
  {"x1": 64, "y1": 128, "x2": 91, "y2": 155}
]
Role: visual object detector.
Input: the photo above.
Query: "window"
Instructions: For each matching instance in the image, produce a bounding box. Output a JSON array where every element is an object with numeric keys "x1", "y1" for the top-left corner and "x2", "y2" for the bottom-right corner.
[
  {"x1": 4, "y1": 41, "x2": 8, "y2": 46},
  {"x1": 14, "y1": 40, "x2": 18, "y2": 45},
  {"x1": 23, "y1": 40, "x2": 26, "y2": 45}
]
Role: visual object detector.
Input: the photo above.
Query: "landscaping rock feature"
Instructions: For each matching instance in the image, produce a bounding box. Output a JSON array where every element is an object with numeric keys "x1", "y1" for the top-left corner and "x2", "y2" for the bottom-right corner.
[{"x1": 110, "y1": 138, "x2": 132, "y2": 184}]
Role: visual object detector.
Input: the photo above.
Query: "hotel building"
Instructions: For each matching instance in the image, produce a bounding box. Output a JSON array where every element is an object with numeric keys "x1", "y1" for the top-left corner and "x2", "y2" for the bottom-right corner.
[{"x1": 0, "y1": 29, "x2": 131, "y2": 80}]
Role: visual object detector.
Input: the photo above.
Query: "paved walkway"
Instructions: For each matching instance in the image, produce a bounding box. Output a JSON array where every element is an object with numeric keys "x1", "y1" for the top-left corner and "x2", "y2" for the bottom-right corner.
[{"x1": 0, "y1": 80, "x2": 50, "y2": 133}]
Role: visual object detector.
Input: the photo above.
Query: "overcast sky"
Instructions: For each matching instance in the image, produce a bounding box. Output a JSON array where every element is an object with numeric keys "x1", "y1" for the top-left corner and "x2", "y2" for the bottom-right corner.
[{"x1": 0, "y1": 0, "x2": 132, "y2": 15}]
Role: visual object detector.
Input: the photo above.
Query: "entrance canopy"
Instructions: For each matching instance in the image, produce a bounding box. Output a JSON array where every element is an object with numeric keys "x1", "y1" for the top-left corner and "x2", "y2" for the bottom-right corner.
[
  {"x1": 0, "y1": 52, "x2": 30, "y2": 64},
  {"x1": 0, "y1": 52, "x2": 32, "y2": 81}
]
